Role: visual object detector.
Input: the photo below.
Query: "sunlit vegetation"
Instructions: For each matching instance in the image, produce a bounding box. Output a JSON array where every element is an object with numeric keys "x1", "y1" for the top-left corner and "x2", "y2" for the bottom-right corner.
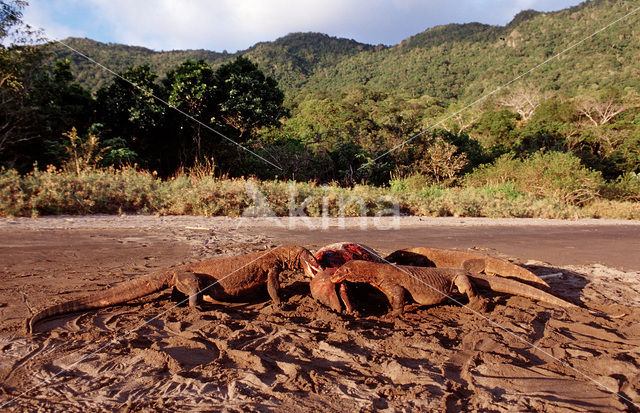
[
  {"x1": 1, "y1": 0, "x2": 638, "y2": 219},
  {"x1": 1, "y1": 166, "x2": 638, "y2": 219}
]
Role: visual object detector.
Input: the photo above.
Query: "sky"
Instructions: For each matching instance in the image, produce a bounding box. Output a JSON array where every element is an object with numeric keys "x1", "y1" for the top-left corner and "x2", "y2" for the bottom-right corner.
[{"x1": 23, "y1": 0, "x2": 585, "y2": 52}]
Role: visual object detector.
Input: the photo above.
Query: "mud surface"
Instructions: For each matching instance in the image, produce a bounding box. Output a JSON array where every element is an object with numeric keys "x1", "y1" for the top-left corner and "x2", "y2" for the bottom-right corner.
[{"x1": 1, "y1": 216, "x2": 639, "y2": 411}]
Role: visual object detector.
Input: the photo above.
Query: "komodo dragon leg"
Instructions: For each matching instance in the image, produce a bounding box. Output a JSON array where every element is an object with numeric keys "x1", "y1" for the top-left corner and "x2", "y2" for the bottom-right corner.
[
  {"x1": 267, "y1": 268, "x2": 281, "y2": 306},
  {"x1": 376, "y1": 270, "x2": 487, "y2": 315},
  {"x1": 378, "y1": 280, "x2": 405, "y2": 316},
  {"x1": 175, "y1": 270, "x2": 204, "y2": 309}
]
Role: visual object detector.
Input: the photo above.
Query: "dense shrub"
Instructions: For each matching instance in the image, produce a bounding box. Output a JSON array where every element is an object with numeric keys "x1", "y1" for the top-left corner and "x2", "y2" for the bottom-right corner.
[
  {"x1": 603, "y1": 172, "x2": 640, "y2": 202},
  {"x1": 465, "y1": 151, "x2": 605, "y2": 205},
  {"x1": 0, "y1": 166, "x2": 166, "y2": 217},
  {"x1": 0, "y1": 168, "x2": 26, "y2": 218}
]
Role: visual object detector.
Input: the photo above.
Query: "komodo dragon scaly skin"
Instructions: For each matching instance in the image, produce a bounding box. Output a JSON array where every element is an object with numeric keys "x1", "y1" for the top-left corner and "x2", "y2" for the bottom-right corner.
[
  {"x1": 27, "y1": 245, "x2": 320, "y2": 333},
  {"x1": 385, "y1": 247, "x2": 550, "y2": 289},
  {"x1": 313, "y1": 260, "x2": 576, "y2": 315}
]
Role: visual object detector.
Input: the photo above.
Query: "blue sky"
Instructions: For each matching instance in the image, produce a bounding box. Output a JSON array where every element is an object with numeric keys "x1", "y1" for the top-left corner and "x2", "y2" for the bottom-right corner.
[{"x1": 24, "y1": 0, "x2": 584, "y2": 52}]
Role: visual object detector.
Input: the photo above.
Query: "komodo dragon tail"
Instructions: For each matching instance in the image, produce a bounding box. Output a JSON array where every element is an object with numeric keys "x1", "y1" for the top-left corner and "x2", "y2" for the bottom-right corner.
[
  {"x1": 26, "y1": 271, "x2": 173, "y2": 334},
  {"x1": 468, "y1": 273, "x2": 577, "y2": 309}
]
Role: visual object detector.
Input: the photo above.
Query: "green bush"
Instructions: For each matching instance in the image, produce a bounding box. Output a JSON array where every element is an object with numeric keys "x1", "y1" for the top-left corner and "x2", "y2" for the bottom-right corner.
[
  {"x1": 0, "y1": 168, "x2": 26, "y2": 218},
  {"x1": 465, "y1": 151, "x2": 605, "y2": 206},
  {"x1": 1, "y1": 166, "x2": 166, "y2": 216},
  {"x1": 478, "y1": 182, "x2": 524, "y2": 201},
  {"x1": 581, "y1": 199, "x2": 640, "y2": 220},
  {"x1": 603, "y1": 172, "x2": 640, "y2": 202},
  {"x1": 389, "y1": 173, "x2": 432, "y2": 192}
]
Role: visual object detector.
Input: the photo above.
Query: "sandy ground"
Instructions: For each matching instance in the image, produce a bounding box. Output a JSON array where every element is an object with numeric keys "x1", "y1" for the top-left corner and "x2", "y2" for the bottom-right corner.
[{"x1": 0, "y1": 216, "x2": 639, "y2": 411}]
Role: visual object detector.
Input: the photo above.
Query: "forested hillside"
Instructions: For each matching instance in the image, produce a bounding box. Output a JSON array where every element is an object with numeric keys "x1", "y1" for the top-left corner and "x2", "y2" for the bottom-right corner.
[
  {"x1": 45, "y1": 38, "x2": 230, "y2": 92},
  {"x1": 49, "y1": 0, "x2": 639, "y2": 103},
  {"x1": 1, "y1": 0, "x2": 639, "y2": 219},
  {"x1": 301, "y1": 1, "x2": 639, "y2": 101},
  {"x1": 48, "y1": 33, "x2": 376, "y2": 95}
]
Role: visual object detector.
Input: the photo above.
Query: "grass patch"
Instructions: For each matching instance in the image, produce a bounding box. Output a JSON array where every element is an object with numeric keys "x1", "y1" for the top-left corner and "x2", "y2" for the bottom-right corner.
[{"x1": 0, "y1": 165, "x2": 637, "y2": 220}]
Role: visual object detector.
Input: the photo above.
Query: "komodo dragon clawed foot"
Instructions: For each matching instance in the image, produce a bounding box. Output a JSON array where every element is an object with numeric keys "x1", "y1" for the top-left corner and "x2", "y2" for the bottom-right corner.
[{"x1": 467, "y1": 296, "x2": 490, "y2": 313}]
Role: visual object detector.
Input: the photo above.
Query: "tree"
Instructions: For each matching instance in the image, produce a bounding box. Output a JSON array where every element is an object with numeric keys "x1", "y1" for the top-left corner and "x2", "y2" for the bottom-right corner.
[
  {"x1": 442, "y1": 102, "x2": 481, "y2": 134},
  {"x1": 96, "y1": 64, "x2": 165, "y2": 168},
  {"x1": 1, "y1": 56, "x2": 93, "y2": 170},
  {"x1": 497, "y1": 85, "x2": 547, "y2": 123},
  {"x1": 163, "y1": 59, "x2": 218, "y2": 164},
  {"x1": 471, "y1": 109, "x2": 520, "y2": 157},
  {"x1": 28, "y1": 58, "x2": 95, "y2": 166},
  {"x1": 0, "y1": 44, "x2": 43, "y2": 165},
  {"x1": 62, "y1": 127, "x2": 106, "y2": 174},
  {"x1": 1, "y1": 1, "x2": 41, "y2": 93},
  {"x1": 415, "y1": 138, "x2": 468, "y2": 185},
  {"x1": 0, "y1": 0, "x2": 46, "y2": 168},
  {"x1": 214, "y1": 56, "x2": 288, "y2": 141},
  {"x1": 0, "y1": 0, "x2": 28, "y2": 42},
  {"x1": 575, "y1": 96, "x2": 629, "y2": 127}
]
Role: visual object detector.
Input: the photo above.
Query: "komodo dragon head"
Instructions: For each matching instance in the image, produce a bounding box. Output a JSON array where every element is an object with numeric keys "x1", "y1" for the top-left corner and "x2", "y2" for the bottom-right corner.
[
  {"x1": 284, "y1": 246, "x2": 322, "y2": 278},
  {"x1": 306, "y1": 242, "x2": 383, "y2": 310},
  {"x1": 310, "y1": 268, "x2": 342, "y2": 311},
  {"x1": 310, "y1": 242, "x2": 384, "y2": 310}
]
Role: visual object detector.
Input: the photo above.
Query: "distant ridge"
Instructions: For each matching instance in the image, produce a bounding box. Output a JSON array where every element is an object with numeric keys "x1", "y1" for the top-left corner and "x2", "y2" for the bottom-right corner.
[{"x1": 46, "y1": 0, "x2": 639, "y2": 103}]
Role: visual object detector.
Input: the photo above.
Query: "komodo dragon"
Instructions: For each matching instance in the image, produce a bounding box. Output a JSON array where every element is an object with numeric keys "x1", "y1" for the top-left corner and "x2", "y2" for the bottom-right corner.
[
  {"x1": 313, "y1": 259, "x2": 577, "y2": 315},
  {"x1": 27, "y1": 245, "x2": 321, "y2": 333},
  {"x1": 312, "y1": 243, "x2": 549, "y2": 289},
  {"x1": 385, "y1": 247, "x2": 549, "y2": 288}
]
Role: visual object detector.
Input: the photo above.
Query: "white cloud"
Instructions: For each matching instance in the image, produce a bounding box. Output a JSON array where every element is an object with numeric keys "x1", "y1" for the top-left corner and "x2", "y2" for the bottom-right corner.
[
  {"x1": 23, "y1": 0, "x2": 584, "y2": 51},
  {"x1": 22, "y1": 0, "x2": 87, "y2": 42}
]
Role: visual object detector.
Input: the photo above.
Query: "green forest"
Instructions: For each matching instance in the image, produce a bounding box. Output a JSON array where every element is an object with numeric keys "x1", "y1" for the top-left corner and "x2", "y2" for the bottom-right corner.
[{"x1": 1, "y1": 0, "x2": 639, "y2": 218}]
